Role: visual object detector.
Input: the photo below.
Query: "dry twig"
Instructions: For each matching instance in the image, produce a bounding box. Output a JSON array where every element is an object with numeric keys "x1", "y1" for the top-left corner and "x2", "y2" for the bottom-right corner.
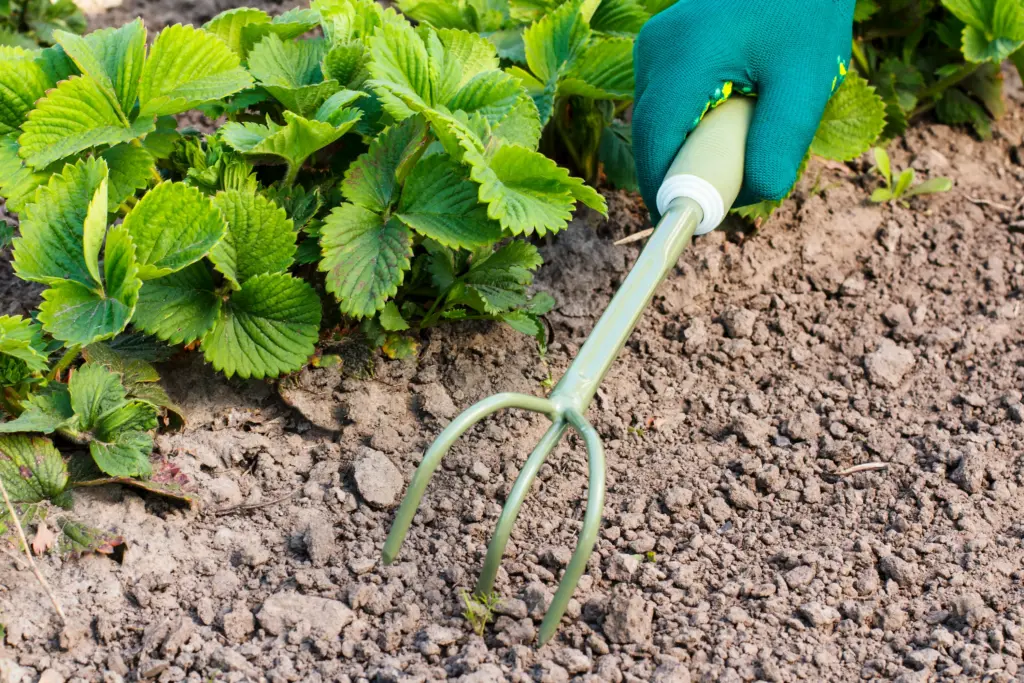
[
  {"x1": 836, "y1": 462, "x2": 889, "y2": 477},
  {"x1": 212, "y1": 488, "x2": 299, "y2": 516},
  {"x1": 614, "y1": 228, "x2": 654, "y2": 246},
  {"x1": 965, "y1": 196, "x2": 1014, "y2": 212},
  {"x1": 0, "y1": 478, "x2": 65, "y2": 623}
]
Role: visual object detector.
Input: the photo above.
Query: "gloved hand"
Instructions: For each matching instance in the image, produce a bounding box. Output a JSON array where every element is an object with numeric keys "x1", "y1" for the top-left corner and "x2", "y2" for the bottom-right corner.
[{"x1": 632, "y1": 0, "x2": 855, "y2": 219}]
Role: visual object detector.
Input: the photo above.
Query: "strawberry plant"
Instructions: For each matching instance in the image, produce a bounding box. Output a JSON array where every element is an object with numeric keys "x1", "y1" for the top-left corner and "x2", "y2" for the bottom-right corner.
[
  {"x1": 0, "y1": 323, "x2": 191, "y2": 558},
  {"x1": 854, "y1": 0, "x2": 1024, "y2": 141},
  {"x1": 0, "y1": 0, "x2": 85, "y2": 48},
  {"x1": 1, "y1": 1, "x2": 601, "y2": 374}
]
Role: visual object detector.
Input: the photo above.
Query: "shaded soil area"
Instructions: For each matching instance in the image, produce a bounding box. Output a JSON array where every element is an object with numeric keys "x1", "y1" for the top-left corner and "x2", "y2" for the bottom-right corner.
[{"x1": 3, "y1": 4, "x2": 1024, "y2": 683}]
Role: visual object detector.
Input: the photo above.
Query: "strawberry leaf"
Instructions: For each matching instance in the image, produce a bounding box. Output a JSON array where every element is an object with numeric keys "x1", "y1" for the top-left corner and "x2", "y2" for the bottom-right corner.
[
  {"x1": 248, "y1": 34, "x2": 340, "y2": 115},
  {"x1": 220, "y1": 109, "x2": 361, "y2": 170},
  {"x1": 138, "y1": 24, "x2": 253, "y2": 118},
  {"x1": 342, "y1": 115, "x2": 430, "y2": 212},
  {"x1": 19, "y1": 76, "x2": 155, "y2": 169},
  {"x1": 12, "y1": 156, "x2": 108, "y2": 287},
  {"x1": 811, "y1": 72, "x2": 887, "y2": 162},
  {"x1": 89, "y1": 430, "x2": 152, "y2": 477},
  {"x1": 100, "y1": 143, "x2": 157, "y2": 209},
  {"x1": 320, "y1": 203, "x2": 413, "y2": 317},
  {"x1": 0, "y1": 435, "x2": 69, "y2": 505},
  {"x1": 54, "y1": 19, "x2": 147, "y2": 114},
  {"x1": 122, "y1": 181, "x2": 226, "y2": 280},
  {"x1": 0, "y1": 385, "x2": 74, "y2": 435},
  {"x1": 134, "y1": 261, "x2": 220, "y2": 345},
  {"x1": 396, "y1": 154, "x2": 502, "y2": 249},
  {"x1": 559, "y1": 37, "x2": 634, "y2": 99},
  {"x1": 0, "y1": 134, "x2": 48, "y2": 213},
  {"x1": 201, "y1": 272, "x2": 321, "y2": 379},
  {"x1": 210, "y1": 189, "x2": 296, "y2": 288},
  {"x1": 0, "y1": 48, "x2": 52, "y2": 134},
  {"x1": 203, "y1": 7, "x2": 273, "y2": 57},
  {"x1": 0, "y1": 315, "x2": 48, "y2": 373},
  {"x1": 37, "y1": 225, "x2": 142, "y2": 346},
  {"x1": 68, "y1": 362, "x2": 126, "y2": 430}
]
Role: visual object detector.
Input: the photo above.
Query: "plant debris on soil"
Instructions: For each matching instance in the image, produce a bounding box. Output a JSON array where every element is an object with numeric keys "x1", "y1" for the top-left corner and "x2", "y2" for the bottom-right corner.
[{"x1": 2, "y1": 3, "x2": 1024, "y2": 683}]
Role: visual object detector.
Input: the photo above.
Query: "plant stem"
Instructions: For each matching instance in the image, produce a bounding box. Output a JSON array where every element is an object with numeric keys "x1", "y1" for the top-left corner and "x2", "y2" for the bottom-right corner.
[
  {"x1": 150, "y1": 167, "x2": 163, "y2": 185},
  {"x1": 851, "y1": 40, "x2": 870, "y2": 76},
  {"x1": 420, "y1": 288, "x2": 451, "y2": 329},
  {"x1": 48, "y1": 345, "x2": 81, "y2": 381},
  {"x1": 0, "y1": 477, "x2": 66, "y2": 624},
  {"x1": 911, "y1": 62, "x2": 980, "y2": 119},
  {"x1": 283, "y1": 160, "x2": 302, "y2": 188}
]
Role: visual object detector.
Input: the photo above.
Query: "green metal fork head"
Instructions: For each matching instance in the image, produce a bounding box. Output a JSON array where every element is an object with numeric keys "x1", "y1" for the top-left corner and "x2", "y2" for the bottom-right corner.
[{"x1": 381, "y1": 391, "x2": 605, "y2": 645}]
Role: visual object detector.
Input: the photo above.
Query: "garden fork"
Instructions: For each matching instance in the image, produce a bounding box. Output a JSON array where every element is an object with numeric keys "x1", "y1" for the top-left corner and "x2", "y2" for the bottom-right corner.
[{"x1": 383, "y1": 97, "x2": 754, "y2": 644}]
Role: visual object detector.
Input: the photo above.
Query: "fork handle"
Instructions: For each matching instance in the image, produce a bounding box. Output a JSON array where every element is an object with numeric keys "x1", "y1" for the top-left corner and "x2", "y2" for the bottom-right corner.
[{"x1": 656, "y1": 96, "x2": 754, "y2": 235}]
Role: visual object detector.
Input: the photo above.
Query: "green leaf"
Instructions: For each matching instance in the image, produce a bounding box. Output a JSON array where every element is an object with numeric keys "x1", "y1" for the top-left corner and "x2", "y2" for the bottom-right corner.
[
  {"x1": 873, "y1": 146, "x2": 891, "y2": 186},
  {"x1": 467, "y1": 143, "x2": 576, "y2": 236},
  {"x1": 18, "y1": 76, "x2": 155, "y2": 169},
  {"x1": 457, "y1": 240, "x2": 541, "y2": 314},
  {"x1": 0, "y1": 435, "x2": 68, "y2": 504},
  {"x1": 133, "y1": 261, "x2": 220, "y2": 345},
  {"x1": 906, "y1": 176, "x2": 953, "y2": 197},
  {"x1": 37, "y1": 225, "x2": 141, "y2": 346},
  {"x1": 0, "y1": 315, "x2": 48, "y2": 373},
  {"x1": 591, "y1": 0, "x2": 649, "y2": 35},
  {"x1": 138, "y1": 24, "x2": 254, "y2": 118},
  {"x1": 69, "y1": 362, "x2": 126, "y2": 431},
  {"x1": 379, "y1": 301, "x2": 409, "y2": 331},
  {"x1": 83, "y1": 341, "x2": 159, "y2": 384},
  {"x1": 93, "y1": 400, "x2": 158, "y2": 440},
  {"x1": 367, "y1": 21, "x2": 433, "y2": 119},
  {"x1": 210, "y1": 189, "x2": 296, "y2": 288},
  {"x1": 12, "y1": 156, "x2": 108, "y2": 287},
  {"x1": 0, "y1": 385, "x2": 74, "y2": 435},
  {"x1": 382, "y1": 333, "x2": 417, "y2": 359},
  {"x1": 220, "y1": 109, "x2": 361, "y2": 170},
  {"x1": 241, "y1": 8, "x2": 322, "y2": 54},
  {"x1": 936, "y1": 87, "x2": 993, "y2": 138},
  {"x1": 203, "y1": 7, "x2": 272, "y2": 57},
  {"x1": 559, "y1": 37, "x2": 634, "y2": 99},
  {"x1": 342, "y1": 115, "x2": 429, "y2": 212},
  {"x1": 54, "y1": 19, "x2": 146, "y2": 114},
  {"x1": 501, "y1": 309, "x2": 542, "y2": 337},
  {"x1": 811, "y1": 72, "x2": 886, "y2": 162},
  {"x1": 89, "y1": 430, "x2": 152, "y2": 477},
  {"x1": 122, "y1": 181, "x2": 226, "y2": 279},
  {"x1": 100, "y1": 143, "x2": 157, "y2": 209},
  {"x1": 248, "y1": 34, "x2": 339, "y2": 115},
  {"x1": 491, "y1": 93, "x2": 543, "y2": 149},
  {"x1": 320, "y1": 203, "x2": 413, "y2": 317},
  {"x1": 871, "y1": 187, "x2": 893, "y2": 203},
  {"x1": 0, "y1": 49, "x2": 51, "y2": 134},
  {"x1": 893, "y1": 167, "x2": 915, "y2": 197},
  {"x1": 51, "y1": 515, "x2": 127, "y2": 558},
  {"x1": 323, "y1": 41, "x2": 368, "y2": 86},
  {"x1": 599, "y1": 120, "x2": 638, "y2": 192},
  {"x1": 201, "y1": 272, "x2": 321, "y2": 379},
  {"x1": 396, "y1": 154, "x2": 502, "y2": 249},
  {"x1": 522, "y1": 0, "x2": 588, "y2": 86},
  {"x1": 0, "y1": 134, "x2": 48, "y2": 213}
]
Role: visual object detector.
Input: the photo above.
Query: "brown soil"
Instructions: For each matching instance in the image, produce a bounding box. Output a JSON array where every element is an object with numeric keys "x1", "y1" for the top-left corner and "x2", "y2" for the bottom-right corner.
[{"x1": 3, "y1": 4, "x2": 1024, "y2": 683}]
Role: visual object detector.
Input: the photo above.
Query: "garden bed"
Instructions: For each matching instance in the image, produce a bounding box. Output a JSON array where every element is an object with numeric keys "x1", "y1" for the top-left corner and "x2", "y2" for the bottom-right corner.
[{"x1": 2, "y1": 2, "x2": 1024, "y2": 682}]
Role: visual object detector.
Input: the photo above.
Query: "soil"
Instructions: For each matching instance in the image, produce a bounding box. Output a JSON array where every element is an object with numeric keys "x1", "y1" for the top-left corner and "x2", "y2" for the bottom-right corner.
[{"x1": 3, "y1": 3, "x2": 1024, "y2": 682}]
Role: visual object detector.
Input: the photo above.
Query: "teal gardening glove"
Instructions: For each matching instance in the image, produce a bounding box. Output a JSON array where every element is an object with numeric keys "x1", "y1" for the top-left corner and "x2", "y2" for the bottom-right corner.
[{"x1": 633, "y1": 0, "x2": 856, "y2": 220}]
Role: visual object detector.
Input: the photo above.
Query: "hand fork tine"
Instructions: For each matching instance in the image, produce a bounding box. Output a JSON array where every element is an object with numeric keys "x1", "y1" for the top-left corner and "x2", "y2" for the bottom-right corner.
[{"x1": 382, "y1": 97, "x2": 755, "y2": 644}]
